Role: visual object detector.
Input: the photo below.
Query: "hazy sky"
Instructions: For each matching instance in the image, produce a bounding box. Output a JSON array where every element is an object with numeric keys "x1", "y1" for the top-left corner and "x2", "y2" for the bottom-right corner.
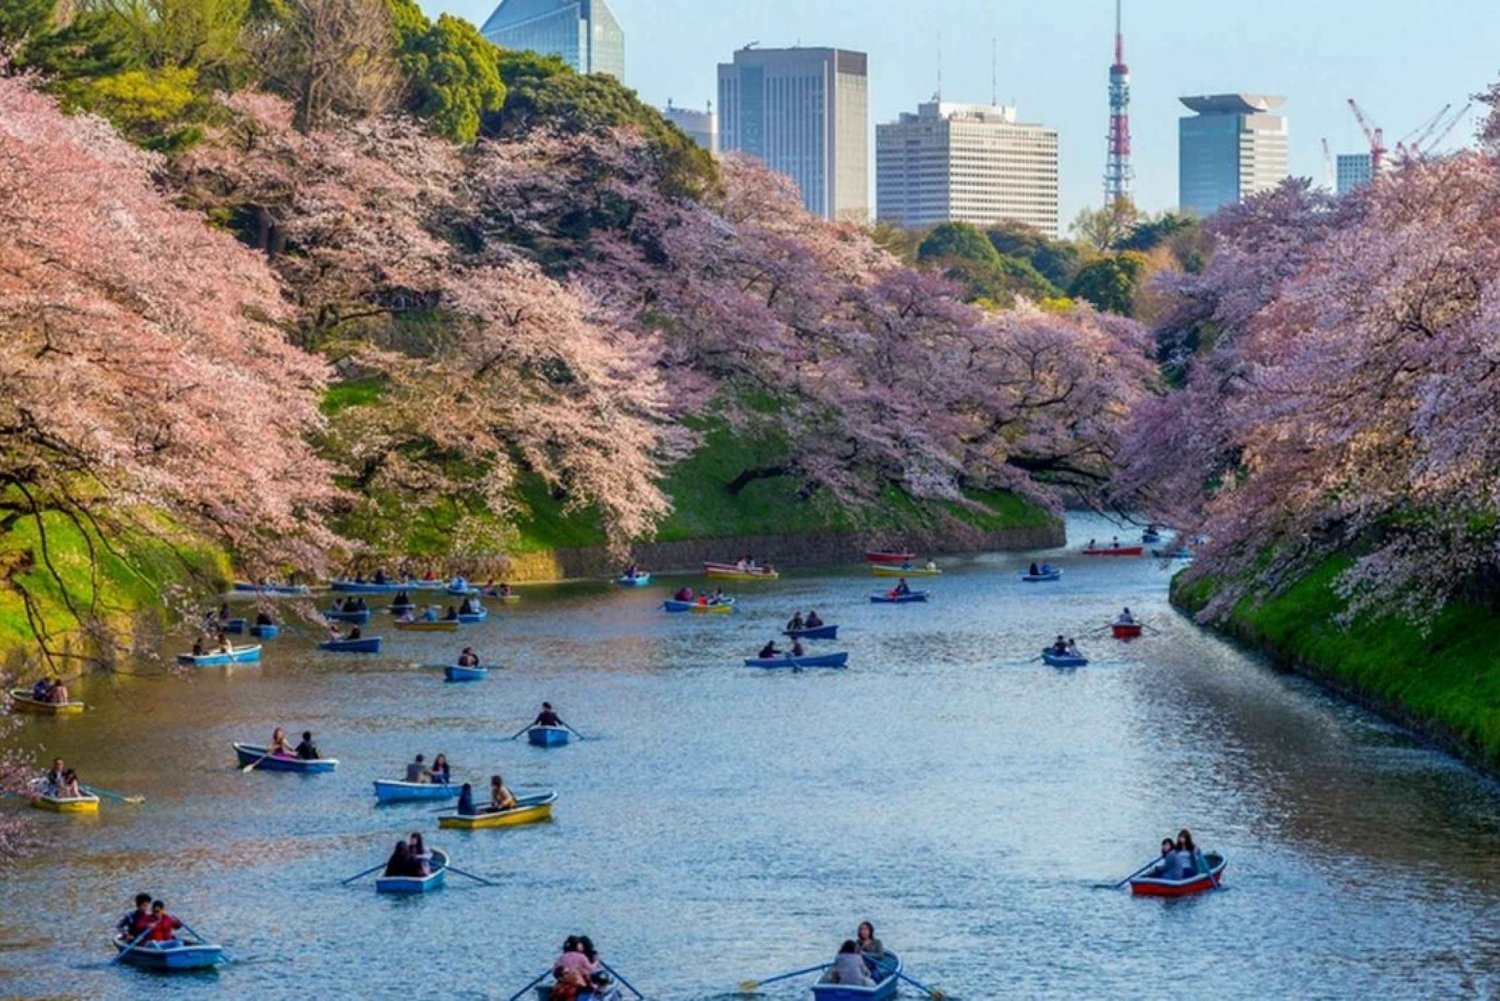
[{"x1": 424, "y1": 0, "x2": 1500, "y2": 228}]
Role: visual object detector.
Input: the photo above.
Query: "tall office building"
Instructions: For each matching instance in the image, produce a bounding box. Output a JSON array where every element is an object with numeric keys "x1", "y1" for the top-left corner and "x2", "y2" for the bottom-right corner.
[
  {"x1": 876, "y1": 101, "x2": 1060, "y2": 238},
  {"x1": 663, "y1": 101, "x2": 718, "y2": 154},
  {"x1": 1336, "y1": 152, "x2": 1374, "y2": 194},
  {"x1": 717, "y1": 46, "x2": 869, "y2": 221},
  {"x1": 1178, "y1": 94, "x2": 1289, "y2": 217},
  {"x1": 479, "y1": 0, "x2": 624, "y2": 80}
]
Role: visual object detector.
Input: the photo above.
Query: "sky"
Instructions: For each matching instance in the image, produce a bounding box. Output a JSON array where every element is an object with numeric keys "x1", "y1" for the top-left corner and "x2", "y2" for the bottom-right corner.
[{"x1": 424, "y1": 0, "x2": 1500, "y2": 229}]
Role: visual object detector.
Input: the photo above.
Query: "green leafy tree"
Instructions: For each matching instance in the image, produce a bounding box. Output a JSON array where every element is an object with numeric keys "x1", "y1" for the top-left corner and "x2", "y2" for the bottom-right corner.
[
  {"x1": 917, "y1": 220, "x2": 1002, "y2": 266},
  {"x1": 82, "y1": 64, "x2": 203, "y2": 148},
  {"x1": 386, "y1": 0, "x2": 504, "y2": 144},
  {"x1": 1070, "y1": 200, "x2": 1140, "y2": 251},
  {"x1": 0, "y1": 0, "x2": 56, "y2": 65},
  {"x1": 985, "y1": 219, "x2": 1080, "y2": 288},
  {"x1": 1117, "y1": 210, "x2": 1196, "y2": 253},
  {"x1": 100, "y1": 0, "x2": 252, "y2": 88},
  {"x1": 1067, "y1": 252, "x2": 1147, "y2": 316}
]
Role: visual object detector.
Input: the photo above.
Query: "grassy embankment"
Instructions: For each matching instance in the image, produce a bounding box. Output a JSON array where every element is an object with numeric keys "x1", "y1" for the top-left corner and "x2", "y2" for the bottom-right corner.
[{"x1": 1175, "y1": 557, "x2": 1500, "y2": 771}]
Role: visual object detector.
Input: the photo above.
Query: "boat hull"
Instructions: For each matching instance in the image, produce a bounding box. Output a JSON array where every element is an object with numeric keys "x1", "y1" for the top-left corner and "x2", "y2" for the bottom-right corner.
[
  {"x1": 617, "y1": 573, "x2": 651, "y2": 586},
  {"x1": 444, "y1": 665, "x2": 488, "y2": 682},
  {"x1": 112, "y1": 936, "x2": 225, "y2": 971},
  {"x1": 810, "y1": 952, "x2": 902, "y2": 1000},
  {"x1": 373, "y1": 779, "x2": 462, "y2": 803},
  {"x1": 1111, "y1": 623, "x2": 1143, "y2": 639},
  {"x1": 324, "y1": 608, "x2": 372, "y2": 624},
  {"x1": 330, "y1": 580, "x2": 406, "y2": 594},
  {"x1": 376, "y1": 849, "x2": 448, "y2": 894},
  {"x1": 438, "y1": 791, "x2": 556, "y2": 829},
  {"x1": 1130, "y1": 853, "x2": 1227, "y2": 897},
  {"x1": 662, "y1": 599, "x2": 734, "y2": 614},
  {"x1": 319, "y1": 637, "x2": 382, "y2": 653},
  {"x1": 864, "y1": 552, "x2": 915, "y2": 564},
  {"x1": 9, "y1": 690, "x2": 86, "y2": 715},
  {"x1": 1020, "y1": 571, "x2": 1062, "y2": 582},
  {"x1": 744, "y1": 652, "x2": 849, "y2": 669},
  {"x1": 233, "y1": 582, "x2": 309, "y2": 596},
  {"x1": 1042, "y1": 649, "x2": 1089, "y2": 667},
  {"x1": 220, "y1": 618, "x2": 247, "y2": 635},
  {"x1": 393, "y1": 620, "x2": 460, "y2": 633},
  {"x1": 31, "y1": 793, "x2": 100, "y2": 813},
  {"x1": 233, "y1": 743, "x2": 338, "y2": 773},
  {"x1": 456, "y1": 609, "x2": 488, "y2": 624},
  {"x1": 869, "y1": 592, "x2": 928, "y2": 603},
  {"x1": 784, "y1": 624, "x2": 838, "y2": 640},
  {"x1": 249, "y1": 624, "x2": 279, "y2": 639},
  {"x1": 177, "y1": 645, "x2": 262, "y2": 667},
  {"x1": 703, "y1": 562, "x2": 779, "y2": 581},
  {"x1": 528, "y1": 726, "x2": 570, "y2": 747},
  {"x1": 1082, "y1": 546, "x2": 1144, "y2": 557},
  {"x1": 871, "y1": 565, "x2": 940, "y2": 577}
]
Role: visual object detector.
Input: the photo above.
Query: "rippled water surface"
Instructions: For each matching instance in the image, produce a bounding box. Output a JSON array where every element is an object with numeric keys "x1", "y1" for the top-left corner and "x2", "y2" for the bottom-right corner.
[{"x1": 4, "y1": 514, "x2": 1499, "y2": 1000}]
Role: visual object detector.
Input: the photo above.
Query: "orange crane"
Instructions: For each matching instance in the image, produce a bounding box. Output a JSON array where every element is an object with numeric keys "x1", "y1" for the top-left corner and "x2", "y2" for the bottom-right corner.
[{"x1": 1347, "y1": 99, "x2": 1386, "y2": 173}]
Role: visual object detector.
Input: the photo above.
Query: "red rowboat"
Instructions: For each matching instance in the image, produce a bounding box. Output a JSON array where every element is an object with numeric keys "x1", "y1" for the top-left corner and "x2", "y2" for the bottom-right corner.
[
  {"x1": 865, "y1": 551, "x2": 916, "y2": 564},
  {"x1": 1082, "y1": 545, "x2": 1144, "y2": 557},
  {"x1": 1112, "y1": 623, "x2": 1143, "y2": 639},
  {"x1": 1130, "y1": 852, "x2": 1226, "y2": 897}
]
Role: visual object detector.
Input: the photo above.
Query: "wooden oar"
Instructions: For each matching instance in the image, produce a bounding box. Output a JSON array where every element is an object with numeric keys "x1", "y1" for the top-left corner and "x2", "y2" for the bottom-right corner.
[
  {"x1": 444, "y1": 863, "x2": 498, "y2": 887},
  {"x1": 505, "y1": 970, "x2": 552, "y2": 1001},
  {"x1": 81, "y1": 783, "x2": 145, "y2": 805},
  {"x1": 599, "y1": 960, "x2": 643, "y2": 1000},
  {"x1": 896, "y1": 969, "x2": 947, "y2": 1000},
  {"x1": 109, "y1": 924, "x2": 155, "y2": 965},
  {"x1": 341, "y1": 862, "x2": 387, "y2": 885},
  {"x1": 739, "y1": 962, "x2": 831, "y2": 992},
  {"x1": 1095, "y1": 856, "x2": 1161, "y2": 889}
]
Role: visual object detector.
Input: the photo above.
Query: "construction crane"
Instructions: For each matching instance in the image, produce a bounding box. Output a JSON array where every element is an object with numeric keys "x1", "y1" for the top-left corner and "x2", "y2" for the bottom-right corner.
[
  {"x1": 1395, "y1": 103, "x2": 1452, "y2": 160},
  {"x1": 1347, "y1": 99, "x2": 1386, "y2": 174},
  {"x1": 1321, "y1": 138, "x2": 1335, "y2": 191},
  {"x1": 1418, "y1": 102, "x2": 1473, "y2": 156}
]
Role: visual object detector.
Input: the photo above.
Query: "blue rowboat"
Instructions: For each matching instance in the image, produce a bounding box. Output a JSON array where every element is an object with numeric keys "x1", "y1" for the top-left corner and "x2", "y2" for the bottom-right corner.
[
  {"x1": 456, "y1": 607, "x2": 488, "y2": 624},
  {"x1": 375, "y1": 848, "x2": 448, "y2": 895},
  {"x1": 330, "y1": 579, "x2": 405, "y2": 594},
  {"x1": 112, "y1": 935, "x2": 226, "y2": 971},
  {"x1": 373, "y1": 779, "x2": 463, "y2": 803},
  {"x1": 444, "y1": 664, "x2": 488, "y2": 682},
  {"x1": 325, "y1": 607, "x2": 372, "y2": 624},
  {"x1": 784, "y1": 624, "x2": 838, "y2": 640},
  {"x1": 810, "y1": 952, "x2": 902, "y2": 1001},
  {"x1": 233, "y1": 582, "x2": 310, "y2": 596},
  {"x1": 1041, "y1": 648, "x2": 1089, "y2": 667},
  {"x1": 177, "y1": 645, "x2": 261, "y2": 667},
  {"x1": 220, "y1": 618, "x2": 247, "y2": 635},
  {"x1": 1021, "y1": 569, "x2": 1062, "y2": 582},
  {"x1": 445, "y1": 580, "x2": 477, "y2": 596},
  {"x1": 869, "y1": 592, "x2": 929, "y2": 603},
  {"x1": 249, "y1": 623, "x2": 279, "y2": 639},
  {"x1": 528, "y1": 726, "x2": 570, "y2": 747},
  {"x1": 1152, "y1": 547, "x2": 1195, "y2": 560},
  {"x1": 744, "y1": 652, "x2": 849, "y2": 669},
  {"x1": 233, "y1": 742, "x2": 337, "y2": 773},
  {"x1": 618, "y1": 572, "x2": 651, "y2": 587},
  {"x1": 319, "y1": 636, "x2": 382, "y2": 653}
]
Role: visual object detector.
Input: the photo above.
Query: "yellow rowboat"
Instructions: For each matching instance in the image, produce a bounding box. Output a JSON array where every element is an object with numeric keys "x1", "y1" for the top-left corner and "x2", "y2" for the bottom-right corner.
[
  {"x1": 871, "y1": 565, "x2": 942, "y2": 577},
  {"x1": 9, "y1": 689, "x2": 85, "y2": 716},
  {"x1": 438, "y1": 791, "x2": 556, "y2": 830},
  {"x1": 393, "y1": 619, "x2": 460, "y2": 633},
  {"x1": 31, "y1": 792, "x2": 100, "y2": 814}
]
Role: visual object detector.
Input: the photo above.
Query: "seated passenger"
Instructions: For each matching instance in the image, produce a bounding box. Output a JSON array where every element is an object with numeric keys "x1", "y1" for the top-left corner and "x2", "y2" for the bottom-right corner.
[
  {"x1": 489, "y1": 774, "x2": 517, "y2": 812},
  {"x1": 430, "y1": 753, "x2": 451, "y2": 784},
  {"x1": 146, "y1": 900, "x2": 182, "y2": 943},
  {"x1": 346, "y1": 626, "x2": 363, "y2": 640},
  {"x1": 58, "y1": 768, "x2": 82, "y2": 798},
  {"x1": 675, "y1": 586, "x2": 693, "y2": 602},
  {"x1": 1051, "y1": 635, "x2": 1068, "y2": 655},
  {"x1": 824, "y1": 941, "x2": 874, "y2": 986},
  {"x1": 30, "y1": 678, "x2": 52, "y2": 701},
  {"x1": 405, "y1": 754, "x2": 431, "y2": 784},
  {"x1": 788, "y1": 612, "x2": 806, "y2": 632},
  {"x1": 443, "y1": 605, "x2": 459, "y2": 621},
  {"x1": 456, "y1": 782, "x2": 475, "y2": 816},
  {"x1": 1029, "y1": 562, "x2": 1040, "y2": 576},
  {"x1": 48, "y1": 680, "x2": 69, "y2": 704},
  {"x1": 856, "y1": 921, "x2": 884, "y2": 958},
  {"x1": 294, "y1": 730, "x2": 320, "y2": 760},
  {"x1": 1118, "y1": 607, "x2": 1136, "y2": 625},
  {"x1": 805, "y1": 611, "x2": 823, "y2": 628},
  {"x1": 384, "y1": 840, "x2": 416, "y2": 877},
  {"x1": 407, "y1": 831, "x2": 432, "y2": 876},
  {"x1": 790, "y1": 639, "x2": 806, "y2": 657},
  {"x1": 255, "y1": 611, "x2": 274, "y2": 626}
]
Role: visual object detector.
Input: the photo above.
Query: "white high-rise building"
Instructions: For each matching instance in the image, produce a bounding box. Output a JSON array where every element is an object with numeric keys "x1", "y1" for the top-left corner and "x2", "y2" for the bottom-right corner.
[
  {"x1": 717, "y1": 46, "x2": 869, "y2": 221},
  {"x1": 876, "y1": 100, "x2": 1060, "y2": 237},
  {"x1": 1178, "y1": 94, "x2": 1288, "y2": 217},
  {"x1": 663, "y1": 101, "x2": 718, "y2": 154}
]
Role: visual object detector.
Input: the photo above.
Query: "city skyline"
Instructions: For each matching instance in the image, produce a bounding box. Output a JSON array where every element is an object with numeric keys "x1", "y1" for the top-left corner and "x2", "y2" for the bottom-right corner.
[{"x1": 427, "y1": 0, "x2": 1498, "y2": 227}]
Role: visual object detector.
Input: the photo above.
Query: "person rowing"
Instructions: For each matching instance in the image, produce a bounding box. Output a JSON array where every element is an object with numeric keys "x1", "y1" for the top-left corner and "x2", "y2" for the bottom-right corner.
[
  {"x1": 674, "y1": 586, "x2": 693, "y2": 602},
  {"x1": 1117, "y1": 607, "x2": 1136, "y2": 625},
  {"x1": 758, "y1": 640, "x2": 781, "y2": 659},
  {"x1": 1148, "y1": 837, "x2": 1184, "y2": 879},
  {"x1": 1029, "y1": 561, "x2": 1040, "y2": 576},
  {"x1": 789, "y1": 638, "x2": 806, "y2": 657},
  {"x1": 894, "y1": 577, "x2": 912, "y2": 596},
  {"x1": 456, "y1": 647, "x2": 480, "y2": 667},
  {"x1": 1050, "y1": 635, "x2": 1068, "y2": 656},
  {"x1": 788, "y1": 611, "x2": 805, "y2": 631},
  {"x1": 116, "y1": 893, "x2": 154, "y2": 940},
  {"x1": 532, "y1": 701, "x2": 566, "y2": 729},
  {"x1": 805, "y1": 610, "x2": 823, "y2": 628}
]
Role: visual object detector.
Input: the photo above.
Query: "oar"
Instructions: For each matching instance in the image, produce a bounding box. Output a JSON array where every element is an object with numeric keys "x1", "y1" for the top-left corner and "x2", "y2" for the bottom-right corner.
[
  {"x1": 600, "y1": 960, "x2": 643, "y2": 999},
  {"x1": 109, "y1": 924, "x2": 155, "y2": 965},
  {"x1": 176, "y1": 919, "x2": 232, "y2": 961},
  {"x1": 1094, "y1": 856, "x2": 1160, "y2": 889},
  {"x1": 558, "y1": 719, "x2": 588, "y2": 741},
  {"x1": 241, "y1": 750, "x2": 275, "y2": 774},
  {"x1": 506, "y1": 723, "x2": 532, "y2": 740},
  {"x1": 505, "y1": 970, "x2": 552, "y2": 1001},
  {"x1": 1142, "y1": 623, "x2": 1164, "y2": 635},
  {"x1": 444, "y1": 863, "x2": 498, "y2": 887},
  {"x1": 1197, "y1": 849, "x2": 1221, "y2": 890},
  {"x1": 897, "y1": 969, "x2": 947, "y2": 1000},
  {"x1": 341, "y1": 862, "x2": 387, "y2": 885},
  {"x1": 81, "y1": 783, "x2": 145, "y2": 805},
  {"x1": 739, "y1": 962, "x2": 831, "y2": 992}
]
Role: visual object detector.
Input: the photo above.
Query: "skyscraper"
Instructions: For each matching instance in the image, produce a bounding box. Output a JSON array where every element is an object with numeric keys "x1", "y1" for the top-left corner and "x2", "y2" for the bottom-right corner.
[
  {"x1": 479, "y1": 0, "x2": 624, "y2": 80},
  {"x1": 663, "y1": 101, "x2": 718, "y2": 154},
  {"x1": 1336, "y1": 153, "x2": 1374, "y2": 194},
  {"x1": 876, "y1": 101, "x2": 1060, "y2": 237},
  {"x1": 1178, "y1": 94, "x2": 1289, "y2": 217},
  {"x1": 1104, "y1": 0, "x2": 1132, "y2": 206},
  {"x1": 717, "y1": 46, "x2": 869, "y2": 221}
]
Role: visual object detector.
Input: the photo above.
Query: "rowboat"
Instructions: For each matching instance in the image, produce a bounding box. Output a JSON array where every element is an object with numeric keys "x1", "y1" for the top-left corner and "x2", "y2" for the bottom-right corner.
[
  {"x1": 871, "y1": 564, "x2": 941, "y2": 577},
  {"x1": 1041, "y1": 648, "x2": 1089, "y2": 667},
  {"x1": 784, "y1": 624, "x2": 838, "y2": 640},
  {"x1": 869, "y1": 592, "x2": 928, "y2": 604},
  {"x1": 31, "y1": 791, "x2": 100, "y2": 813},
  {"x1": 330, "y1": 579, "x2": 405, "y2": 593},
  {"x1": 865, "y1": 551, "x2": 915, "y2": 564},
  {"x1": 662, "y1": 598, "x2": 735, "y2": 614},
  {"x1": 394, "y1": 619, "x2": 460, "y2": 633},
  {"x1": 177, "y1": 645, "x2": 262, "y2": 667},
  {"x1": 1111, "y1": 622, "x2": 1143, "y2": 639},
  {"x1": 9, "y1": 689, "x2": 86, "y2": 716},
  {"x1": 250, "y1": 623, "x2": 280, "y2": 639},
  {"x1": 1082, "y1": 545, "x2": 1144, "y2": 557},
  {"x1": 324, "y1": 607, "x2": 372, "y2": 624},
  {"x1": 438, "y1": 791, "x2": 557, "y2": 829},
  {"x1": 703, "y1": 561, "x2": 780, "y2": 581},
  {"x1": 528, "y1": 725, "x2": 569, "y2": 747},
  {"x1": 1020, "y1": 569, "x2": 1062, "y2": 582},
  {"x1": 410, "y1": 579, "x2": 449, "y2": 591},
  {"x1": 446, "y1": 583, "x2": 479, "y2": 596},
  {"x1": 744, "y1": 652, "x2": 849, "y2": 669},
  {"x1": 811, "y1": 951, "x2": 902, "y2": 1000},
  {"x1": 373, "y1": 779, "x2": 463, "y2": 803},
  {"x1": 232, "y1": 742, "x2": 338, "y2": 773},
  {"x1": 220, "y1": 618, "x2": 248, "y2": 634},
  {"x1": 456, "y1": 607, "x2": 488, "y2": 624},
  {"x1": 445, "y1": 664, "x2": 488, "y2": 682},
  {"x1": 1152, "y1": 547, "x2": 1195, "y2": 560},
  {"x1": 618, "y1": 572, "x2": 652, "y2": 587},
  {"x1": 1130, "y1": 852, "x2": 1227, "y2": 897},
  {"x1": 319, "y1": 636, "x2": 382, "y2": 653},
  {"x1": 480, "y1": 590, "x2": 521, "y2": 603},
  {"x1": 233, "y1": 582, "x2": 310, "y2": 596},
  {"x1": 376, "y1": 848, "x2": 449, "y2": 895},
  {"x1": 111, "y1": 935, "x2": 226, "y2": 971}
]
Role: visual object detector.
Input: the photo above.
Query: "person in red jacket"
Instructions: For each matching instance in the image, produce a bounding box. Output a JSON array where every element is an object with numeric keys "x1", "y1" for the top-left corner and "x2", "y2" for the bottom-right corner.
[{"x1": 147, "y1": 900, "x2": 182, "y2": 943}]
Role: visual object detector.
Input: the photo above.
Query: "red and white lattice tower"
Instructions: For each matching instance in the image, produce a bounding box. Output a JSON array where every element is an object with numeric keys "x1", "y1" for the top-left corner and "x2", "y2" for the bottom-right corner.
[{"x1": 1104, "y1": 0, "x2": 1133, "y2": 206}]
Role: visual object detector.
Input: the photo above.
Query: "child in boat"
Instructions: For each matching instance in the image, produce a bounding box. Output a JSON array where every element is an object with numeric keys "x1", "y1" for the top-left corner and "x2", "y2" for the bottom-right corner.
[
  {"x1": 147, "y1": 900, "x2": 182, "y2": 943},
  {"x1": 116, "y1": 893, "x2": 154, "y2": 940},
  {"x1": 489, "y1": 774, "x2": 518, "y2": 812},
  {"x1": 294, "y1": 731, "x2": 320, "y2": 760}
]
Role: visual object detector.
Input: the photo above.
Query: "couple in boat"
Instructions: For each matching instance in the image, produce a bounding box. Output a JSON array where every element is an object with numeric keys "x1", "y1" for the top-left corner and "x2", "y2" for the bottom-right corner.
[
  {"x1": 269, "y1": 727, "x2": 322, "y2": 760},
  {"x1": 404, "y1": 753, "x2": 452, "y2": 784},
  {"x1": 886, "y1": 578, "x2": 912, "y2": 597},
  {"x1": 758, "y1": 638, "x2": 805, "y2": 659},
  {"x1": 40, "y1": 757, "x2": 83, "y2": 798},
  {"x1": 1048, "y1": 636, "x2": 1081, "y2": 657},
  {"x1": 383, "y1": 831, "x2": 436, "y2": 877},
  {"x1": 547, "y1": 934, "x2": 619, "y2": 1001},
  {"x1": 456, "y1": 774, "x2": 518, "y2": 816},
  {"x1": 115, "y1": 893, "x2": 187, "y2": 946},
  {"x1": 28, "y1": 677, "x2": 72, "y2": 705},
  {"x1": 1148, "y1": 829, "x2": 1208, "y2": 880},
  {"x1": 820, "y1": 922, "x2": 887, "y2": 986},
  {"x1": 1027, "y1": 562, "x2": 1057, "y2": 576},
  {"x1": 786, "y1": 610, "x2": 825, "y2": 631}
]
